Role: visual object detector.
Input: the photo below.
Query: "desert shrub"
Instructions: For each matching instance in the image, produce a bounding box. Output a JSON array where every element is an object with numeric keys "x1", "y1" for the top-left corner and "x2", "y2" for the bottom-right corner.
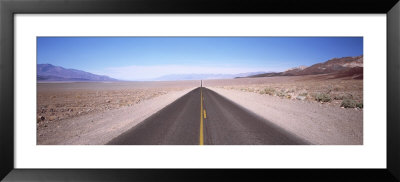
[
  {"x1": 286, "y1": 89, "x2": 295, "y2": 93},
  {"x1": 277, "y1": 92, "x2": 286, "y2": 98},
  {"x1": 37, "y1": 116, "x2": 44, "y2": 123},
  {"x1": 263, "y1": 87, "x2": 275, "y2": 95},
  {"x1": 341, "y1": 99, "x2": 357, "y2": 108},
  {"x1": 315, "y1": 93, "x2": 331, "y2": 102},
  {"x1": 299, "y1": 92, "x2": 308, "y2": 97},
  {"x1": 326, "y1": 89, "x2": 332, "y2": 94},
  {"x1": 356, "y1": 102, "x2": 363, "y2": 109},
  {"x1": 334, "y1": 93, "x2": 353, "y2": 100}
]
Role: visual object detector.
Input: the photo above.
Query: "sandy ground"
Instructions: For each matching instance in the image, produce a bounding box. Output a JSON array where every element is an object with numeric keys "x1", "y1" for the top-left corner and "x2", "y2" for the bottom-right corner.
[
  {"x1": 207, "y1": 87, "x2": 363, "y2": 144},
  {"x1": 37, "y1": 81, "x2": 198, "y2": 144},
  {"x1": 37, "y1": 81, "x2": 200, "y2": 124},
  {"x1": 204, "y1": 75, "x2": 363, "y2": 108},
  {"x1": 37, "y1": 88, "x2": 196, "y2": 144}
]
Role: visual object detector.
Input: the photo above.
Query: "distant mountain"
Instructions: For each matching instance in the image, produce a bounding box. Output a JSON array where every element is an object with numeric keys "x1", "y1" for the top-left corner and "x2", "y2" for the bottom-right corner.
[
  {"x1": 37, "y1": 64, "x2": 117, "y2": 81},
  {"x1": 153, "y1": 72, "x2": 266, "y2": 81},
  {"x1": 246, "y1": 72, "x2": 283, "y2": 78},
  {"x1": 248, "y1": 55, "x2": 363, "y2": 79}
]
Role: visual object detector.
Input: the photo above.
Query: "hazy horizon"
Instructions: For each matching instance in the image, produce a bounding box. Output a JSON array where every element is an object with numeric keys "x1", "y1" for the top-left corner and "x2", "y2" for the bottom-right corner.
[{"x1": 37, "y1": 37, "x2": 363, "y2": 81}]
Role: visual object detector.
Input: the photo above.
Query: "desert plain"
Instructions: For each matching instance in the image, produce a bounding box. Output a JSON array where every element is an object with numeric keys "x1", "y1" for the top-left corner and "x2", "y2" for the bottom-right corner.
[{"x1": 37, "y1": 73, "x2": 362, "y2": 145}]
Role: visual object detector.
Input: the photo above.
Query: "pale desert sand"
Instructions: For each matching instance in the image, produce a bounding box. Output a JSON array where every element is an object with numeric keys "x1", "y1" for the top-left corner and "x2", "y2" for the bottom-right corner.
[
  {"x1": 37, "y1": 81, "x2": 200, "y2": 124},
  {"x1": 203, "y1": 75, "x2": 363, "y2": 108},
  {"x1": 37, "y1": 88, "x2": 196, "y2": 144},
  {"x1": 207, "y1": 87, "x2": 363, "y2": 144},
  {"x1": 37, "y1": 81, "x2": 199, "y2": 145}
]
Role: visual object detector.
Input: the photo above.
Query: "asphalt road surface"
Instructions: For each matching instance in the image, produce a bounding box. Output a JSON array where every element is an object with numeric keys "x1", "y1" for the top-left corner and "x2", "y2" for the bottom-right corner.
[{"x1": 107, "y1": 87, "x2": 308, "y2": 145}]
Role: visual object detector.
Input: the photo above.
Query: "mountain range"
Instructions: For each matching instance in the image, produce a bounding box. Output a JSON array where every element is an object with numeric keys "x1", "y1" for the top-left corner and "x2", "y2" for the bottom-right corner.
[
  {"x1": 153, "y1": 72, "x2": 266, "y2": 81},
  {"x1": 37, "y1": 64, "x2": 118, "y2": 81},
  {"x1": 246, "y1": 55, "x2": 363, "y2": 79},
  {"x1": 38, "y1": 55, "x2": 363, "y2": 82}
]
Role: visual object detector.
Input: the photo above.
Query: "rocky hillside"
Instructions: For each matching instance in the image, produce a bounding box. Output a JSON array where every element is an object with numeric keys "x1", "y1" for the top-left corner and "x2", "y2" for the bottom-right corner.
[
  {"x1": 288, "y1": 55, "x2": 363, "y2": 76},
  {"x1": 284, "y1": 65, "x2": 308, "y2": 76},
  {"x1": 248, "y1": 55, "x2": 363, "y2": 79}
]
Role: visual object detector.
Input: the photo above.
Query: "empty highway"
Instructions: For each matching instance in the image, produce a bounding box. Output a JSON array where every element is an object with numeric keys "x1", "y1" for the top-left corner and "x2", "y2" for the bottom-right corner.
[{"x1": 107, "y1": 87, "x2": 308, "y2": 145}]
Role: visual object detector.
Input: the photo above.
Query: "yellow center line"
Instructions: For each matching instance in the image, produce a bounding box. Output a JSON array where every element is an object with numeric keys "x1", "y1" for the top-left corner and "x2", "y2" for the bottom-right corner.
[
  {"x1": 200, "y1": 88, "x2": 204, "y2": 145},
  {"x1": 204, "y1": 109, "x2": 207, "y2": 119}
]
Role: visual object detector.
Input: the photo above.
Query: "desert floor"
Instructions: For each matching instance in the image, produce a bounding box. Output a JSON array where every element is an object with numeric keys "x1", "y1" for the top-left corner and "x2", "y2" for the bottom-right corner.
[
  {"x1": 204, "y1": 75, "x2": 363, "y2": 144},
  {"x1": 204, "y1": 74, "x2": 363, "y2": 109},
  {"x1": 37, "y1": 81, "x2": 199, "y2": 144},
  {"x1": 37, "y1": 75, "x2": 362, "y2": 145}
]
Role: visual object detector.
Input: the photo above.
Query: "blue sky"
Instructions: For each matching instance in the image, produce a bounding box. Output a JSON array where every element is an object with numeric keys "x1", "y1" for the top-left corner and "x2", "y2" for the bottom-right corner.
[{"x1": 37, "y1": 37, "x2": 363, "y2": 81}]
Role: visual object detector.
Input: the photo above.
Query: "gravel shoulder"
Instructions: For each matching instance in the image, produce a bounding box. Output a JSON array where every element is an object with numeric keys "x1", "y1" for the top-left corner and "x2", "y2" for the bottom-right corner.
[
  {"x1": 37, "y1": 88, "x2": 196, "y2": 145},
  {"x1": 207, "y1": 87, "x2": 363, "y2": 145}
]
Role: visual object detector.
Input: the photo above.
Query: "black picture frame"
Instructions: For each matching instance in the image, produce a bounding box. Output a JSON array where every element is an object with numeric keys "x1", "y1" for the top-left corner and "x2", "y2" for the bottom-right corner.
[{"x1": 1, "y1": 0, "x2": 399, "y2": 181}]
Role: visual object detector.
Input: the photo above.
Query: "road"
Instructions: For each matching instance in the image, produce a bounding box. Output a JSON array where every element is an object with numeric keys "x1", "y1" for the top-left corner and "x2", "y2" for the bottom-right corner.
[{"x1": 107, "y1": 87, "x2": 308, "y2": 145}]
